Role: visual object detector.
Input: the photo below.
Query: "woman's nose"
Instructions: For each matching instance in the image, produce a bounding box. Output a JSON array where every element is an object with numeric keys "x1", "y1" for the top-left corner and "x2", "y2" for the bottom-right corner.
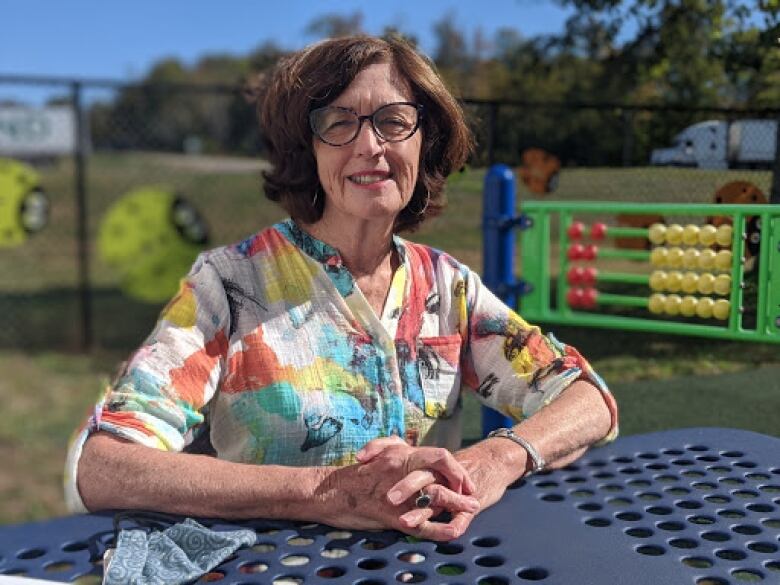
[{"x1": 353, "y1": 119, "x2": 385, "y2": 157}]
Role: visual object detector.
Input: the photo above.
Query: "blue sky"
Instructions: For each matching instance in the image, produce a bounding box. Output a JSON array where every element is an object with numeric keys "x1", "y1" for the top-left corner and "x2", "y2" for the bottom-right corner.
[{"x1": 2, "y1": 0, "x2": 576, "y2": 80}]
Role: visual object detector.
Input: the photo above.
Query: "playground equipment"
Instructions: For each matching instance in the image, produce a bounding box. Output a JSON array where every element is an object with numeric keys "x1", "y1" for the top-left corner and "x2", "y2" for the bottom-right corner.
[
  {"x1": 0, "y1": 158, "x2": 49, "y2": 248},
  {"x1": 481, "y1": 163, "x2": 780, "y2": 430},
  {"x1": 517, "y1": 147, "x2": 560, "y2": 194},
  {"x1": 483, "y1": 164, "x2": 780, "y2": 343},
  {"x1": 98, "y1": 186, "x2": 209, "y2": 303}
]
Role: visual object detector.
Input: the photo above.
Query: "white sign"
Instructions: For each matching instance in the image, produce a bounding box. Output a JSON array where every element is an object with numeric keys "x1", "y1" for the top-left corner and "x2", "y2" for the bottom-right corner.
[{"x1": 0, "y1": 106, "x2": 79, "y2": 156}]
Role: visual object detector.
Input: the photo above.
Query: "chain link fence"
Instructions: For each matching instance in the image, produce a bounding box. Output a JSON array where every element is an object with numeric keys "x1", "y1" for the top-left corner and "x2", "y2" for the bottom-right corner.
[{"x1": 1, "y1": 75, "x2": 778, "y2": 352}]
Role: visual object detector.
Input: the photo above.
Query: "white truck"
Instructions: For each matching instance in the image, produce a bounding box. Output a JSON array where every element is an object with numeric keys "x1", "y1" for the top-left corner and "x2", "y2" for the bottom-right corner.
[{"x1": 650, "y1": 119, "x2": 778, "y2": 169}]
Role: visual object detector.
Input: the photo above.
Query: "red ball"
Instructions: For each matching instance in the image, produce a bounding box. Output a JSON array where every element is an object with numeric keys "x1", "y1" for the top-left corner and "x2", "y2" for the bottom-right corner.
[
  {"x1": 582, "y1": 267, "x2": 598, "y2": 286},
  {"x1": 567, "y1": 221, "x2": 585, "y2": 240},
  {"x1": 582, "y1": 287, "x2": 599, "y2": 309},
  {"x1": 567, "y1": 266, "x2": 584, "y2": 285},
  {"x1": 590, "y1": 222, "x2": 607, "y2": 240},
  {"x1": 566, "y1": 287, "x2": 585, "y2": 308},
  {"x1": 582, "y1": 244, "x2": 599, "y2": 261},
  {"x1": 567, "y1": 243, "x2": 584, "y2": 261}
]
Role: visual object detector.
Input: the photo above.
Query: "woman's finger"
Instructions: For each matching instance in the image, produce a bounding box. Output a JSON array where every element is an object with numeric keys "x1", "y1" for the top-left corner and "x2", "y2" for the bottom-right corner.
[
  {"x1": 408, "y1": 448, "x2": 476, "y2": 494},
  {"x1": 423, "y1": 484, "x2": 480, "y2": 514},
  {"x1": 358, "y1": 442, "x2": 475, "y2": 496},
  {"x1": 355, "y1": 436, "x2": 407, "y2": 462},
  {"x1": 415, "y1": 510, "x2": 476, "y2": 542},
  {"x1": 391, "y1": 479, "x2": 480, "y2": 515},
  {"x1": 398, "y1": 505, "x2": 435, "y2": 529},
  {"x1": 386, "y1": 468, "x2": 436, "y2": 505}
]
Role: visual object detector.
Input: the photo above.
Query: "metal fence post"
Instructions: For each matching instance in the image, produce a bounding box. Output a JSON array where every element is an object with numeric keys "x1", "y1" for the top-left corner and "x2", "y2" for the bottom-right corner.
[
  {"x1": 72, "y1": 81, "x2": 92, "y2": 350},
  {"x1": 481, "y1": 164, "x2": 517, "y2": 436},
  {"x1": 770, "y1": 117, "x2": 780, "y2": 204},
  {"x1": 622, "y1": 109, "x2": 634, "y2": 167},
  {"x1": 487, "y1": 102, "x2": 498, "y2": 166}
]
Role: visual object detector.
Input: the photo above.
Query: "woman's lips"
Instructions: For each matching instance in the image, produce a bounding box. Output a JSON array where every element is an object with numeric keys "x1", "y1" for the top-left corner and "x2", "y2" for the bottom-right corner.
[{"x1": 348, "y1": 172, "x2": 392, "y2": 189}]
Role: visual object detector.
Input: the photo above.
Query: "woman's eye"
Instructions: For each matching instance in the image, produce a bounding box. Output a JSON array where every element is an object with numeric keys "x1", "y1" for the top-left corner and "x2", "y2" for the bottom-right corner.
[
  {"x1": 323, "y1": 119, "x2": 355, "y2": 133},
  {"x1": 379, "y1": 117, "x2": 409, "y2": 128}
]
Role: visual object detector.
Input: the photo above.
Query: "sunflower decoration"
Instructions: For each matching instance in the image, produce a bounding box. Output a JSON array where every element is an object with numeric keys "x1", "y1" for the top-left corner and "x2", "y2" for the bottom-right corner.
[
  {"x1": 98, "y1": 186, "x2": 210, "y2": 303},
  {"x1": 0, "y1": 158, "x2": 50, "y2": 248}
]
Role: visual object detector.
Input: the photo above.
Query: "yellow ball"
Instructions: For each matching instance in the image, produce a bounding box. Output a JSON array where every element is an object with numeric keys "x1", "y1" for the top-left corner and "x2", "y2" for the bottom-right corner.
[
  {"x1": 697, "y1": 273, "x2": 715, "y2": 295},
  {"x1": 682, "y1": 224, "x2": 700, "y2": 246},
  {"x1": 698, "y1": 249, "x2": 716, "y2": 270},
  {"x1": 666, "y1": 271, "x2": 683, "y2": 292},
  {"x1": 648, "y1": 293, "x2": 666, "y2": 314},
  {"x1": 681, "y1": 295, "x2": 698, "y2": 317},
  {"x1": 648, "y1": 223, "x2": 667, "y2": 245},
  {"x1": 682, "y1": 248, "x2": 700, "y2": 270},
  {"x1": 667, "y1": 247, "x2": 684, "y2": 268},
  {"x1": 699, "y1": 224, "x2": 717, "y2": 246},
  {"x1": 713, "y1": 299, "x2": 731, "y2": 320},
  {"x1": 714, "y1": 274, "x2": 731, "y2": 296},
  {"x1": 664, "y1": 294, "x2": 683, "y2": 315},
  {"x1": 650, "y1": 247, "x2": 669, "y2": 267},
  {"x1": 715, "y1": 224, "x2": 733, "y2": 247},
  {"x1": 696, "y1": 297, "x2": 714, "y2": 319},
  {"x1": 681, "y1": 272, "x2": 699, "y2": 294},
  {"x1": 649, "y1": 271, "x2": 668, "y2": 291},
  {"x1": 666, "y1": 224, "x2": 684, "y2": 245},
  {"x1": 715, "y1": 249, "x2": 733, "y2": 271}
]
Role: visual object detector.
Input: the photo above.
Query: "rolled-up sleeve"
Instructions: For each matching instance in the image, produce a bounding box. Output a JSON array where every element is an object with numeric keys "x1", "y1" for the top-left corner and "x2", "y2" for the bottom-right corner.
[
  {"x1": 64, "y1": 254, "x2": 231, "y2": 512},
  {"x1": 459, "y1": 269, "x2": 618, "y2": 442}
]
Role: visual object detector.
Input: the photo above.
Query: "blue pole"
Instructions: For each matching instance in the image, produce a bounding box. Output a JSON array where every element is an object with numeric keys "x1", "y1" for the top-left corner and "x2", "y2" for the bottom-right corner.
[{"x1": 481, "y1": 164, "x2": 517, "y2": 436}]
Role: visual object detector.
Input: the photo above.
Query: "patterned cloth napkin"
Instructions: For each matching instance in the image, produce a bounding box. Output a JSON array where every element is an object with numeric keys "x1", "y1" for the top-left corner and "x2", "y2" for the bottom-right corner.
[{"x1": 102, "y1": 518, "x2": 256, "y2": 585}]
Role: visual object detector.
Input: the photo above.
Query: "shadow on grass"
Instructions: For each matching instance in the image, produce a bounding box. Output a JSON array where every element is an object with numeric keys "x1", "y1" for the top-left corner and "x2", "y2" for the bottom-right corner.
[
  {"x1": 543, "y1": 323, "x2": 778, "y2": 364},
  {"x1": 0, "y1": 287, "x2": 163, "y2": 352}
]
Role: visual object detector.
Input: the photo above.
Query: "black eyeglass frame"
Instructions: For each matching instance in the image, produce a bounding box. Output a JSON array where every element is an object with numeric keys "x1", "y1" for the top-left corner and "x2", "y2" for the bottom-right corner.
[{"x1": 309, "y1": 101, "x2": 424, "y2": 147}]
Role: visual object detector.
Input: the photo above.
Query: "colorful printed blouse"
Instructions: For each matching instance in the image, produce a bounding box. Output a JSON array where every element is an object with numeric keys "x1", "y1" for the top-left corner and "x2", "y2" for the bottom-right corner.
[{"x1": 65, "y1": 219, "x2": 618, "y2": 512}]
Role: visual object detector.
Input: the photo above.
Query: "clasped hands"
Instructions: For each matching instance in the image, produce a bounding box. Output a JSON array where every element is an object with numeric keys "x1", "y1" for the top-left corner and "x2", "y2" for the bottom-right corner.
[{"x1": 320, "y1": 435, "x2": 516, "y2": 541}]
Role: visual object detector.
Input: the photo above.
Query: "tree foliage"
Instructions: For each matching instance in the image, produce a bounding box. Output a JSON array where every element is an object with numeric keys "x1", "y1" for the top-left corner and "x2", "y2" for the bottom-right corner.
[
  {"x1": 305, "y1": 11, "x2": 364, "y2": 38},
  {"x1": 87, "y1": 3, "x2": 780, "y2": 166}
]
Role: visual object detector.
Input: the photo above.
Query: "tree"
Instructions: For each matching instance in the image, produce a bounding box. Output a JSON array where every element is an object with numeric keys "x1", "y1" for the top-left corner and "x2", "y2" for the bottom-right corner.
[
  {"x1": 555, "y1": 0, "x2": 780, "y2": 107},
  {"x1": 433, "y1": 13, "x2": 470, "y2": 72},
  {"x1": 305, "y1": 12, "x2": 364, "y2": 39}
]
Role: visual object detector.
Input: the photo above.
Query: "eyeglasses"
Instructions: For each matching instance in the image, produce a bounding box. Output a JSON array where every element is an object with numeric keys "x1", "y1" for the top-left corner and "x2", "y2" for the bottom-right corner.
[{"x1": 309, "y1": 102, "x2": 423, "y2": 146}]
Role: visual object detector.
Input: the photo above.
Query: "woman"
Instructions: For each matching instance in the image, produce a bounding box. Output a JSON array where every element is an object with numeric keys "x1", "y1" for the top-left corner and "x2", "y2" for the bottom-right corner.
[{"x1": 66, "y1": 35, "x2": 618, "y2": 542}]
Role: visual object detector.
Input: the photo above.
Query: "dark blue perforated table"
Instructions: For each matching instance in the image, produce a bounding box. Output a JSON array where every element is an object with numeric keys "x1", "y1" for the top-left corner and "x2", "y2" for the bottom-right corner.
[{"x1": 1, "y1": 428, "x2": 779, "y2": 584}]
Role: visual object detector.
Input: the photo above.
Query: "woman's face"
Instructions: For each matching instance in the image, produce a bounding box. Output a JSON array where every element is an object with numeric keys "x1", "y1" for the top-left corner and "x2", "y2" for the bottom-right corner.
[{"x1": 312, "y1": 62, "x2": 422, "y2": 226}]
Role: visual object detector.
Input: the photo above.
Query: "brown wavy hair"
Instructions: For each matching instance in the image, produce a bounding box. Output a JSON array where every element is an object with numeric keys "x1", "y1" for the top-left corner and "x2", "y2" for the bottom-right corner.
[{"x1": 255, "y1": 35, "x2": 473, "y2": 232}]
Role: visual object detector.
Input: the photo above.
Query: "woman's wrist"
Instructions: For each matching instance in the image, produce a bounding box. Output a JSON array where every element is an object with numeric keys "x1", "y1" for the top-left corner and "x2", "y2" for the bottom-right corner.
[{"x1": 483, "y1": 434, "x2": 534, "y2": 485}]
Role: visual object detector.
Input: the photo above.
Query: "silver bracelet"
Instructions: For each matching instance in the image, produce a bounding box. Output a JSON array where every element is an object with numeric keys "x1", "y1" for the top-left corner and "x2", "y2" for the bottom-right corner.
[{"x1": 486, "y1": 427, "x2": 546, "y2": 474}]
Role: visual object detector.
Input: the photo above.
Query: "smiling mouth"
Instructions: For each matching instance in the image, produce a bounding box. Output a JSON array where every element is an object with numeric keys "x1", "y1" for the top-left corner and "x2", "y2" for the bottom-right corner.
[{"x1": 348, "y1": 173, "x2": 391, "y2": 185}]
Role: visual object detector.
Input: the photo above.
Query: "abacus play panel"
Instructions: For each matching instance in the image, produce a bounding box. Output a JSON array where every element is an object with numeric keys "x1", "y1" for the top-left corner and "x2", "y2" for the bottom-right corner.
[{"x1": 482, "y1": 165, "x2": 780, "y2": 345}]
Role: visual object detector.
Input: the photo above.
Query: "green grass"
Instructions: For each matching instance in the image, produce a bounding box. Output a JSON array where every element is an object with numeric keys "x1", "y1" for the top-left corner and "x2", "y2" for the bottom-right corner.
[
  {"x1": 1, "y1": 152, "x2": 778, "y2": 525},
  {"x1": 0, "y1": 351, "x2": 118, "y2": 524}
]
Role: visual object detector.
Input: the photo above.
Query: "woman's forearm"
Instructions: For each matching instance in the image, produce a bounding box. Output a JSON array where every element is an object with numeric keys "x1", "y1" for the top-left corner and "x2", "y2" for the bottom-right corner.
[
  {"x1": 78, "y1": 432, "x2": 477, "y2": 540},
  {"x1": 485, "y1": 380, "x2": 614, "y2": 484},
  {"x1": 455, "y1": 379, "x2": 614, "y2": 505},
  {"x1": 78, "y1": 432, "x2": 331, "y2": 521}
]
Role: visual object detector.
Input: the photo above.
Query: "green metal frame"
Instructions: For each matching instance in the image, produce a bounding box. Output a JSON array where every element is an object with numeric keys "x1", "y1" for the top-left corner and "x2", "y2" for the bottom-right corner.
[{"x1": 518, "y1": 202, "x2": 780, "y2": 344}]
